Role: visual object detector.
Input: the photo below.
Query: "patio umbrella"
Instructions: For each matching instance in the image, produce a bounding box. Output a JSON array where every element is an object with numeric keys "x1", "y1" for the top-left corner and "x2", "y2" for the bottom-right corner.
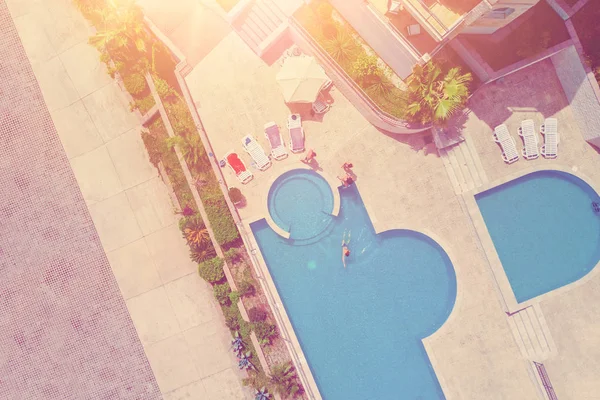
[{"x1": 276, "y1": 56, "x2": 330, "y2": 103}]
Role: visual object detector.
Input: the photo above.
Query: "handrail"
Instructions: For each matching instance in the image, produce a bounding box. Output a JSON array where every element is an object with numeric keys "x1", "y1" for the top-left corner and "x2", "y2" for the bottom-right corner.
[
  {"x1": 289, "y1": 18, "x2": 431, "y2": 134},
  {"x1": 533, "y1": 362, "x2": 558, "y2": 400}
]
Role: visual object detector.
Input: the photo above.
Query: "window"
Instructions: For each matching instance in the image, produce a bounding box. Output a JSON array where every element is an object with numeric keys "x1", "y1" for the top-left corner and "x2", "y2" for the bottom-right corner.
[{"x1": 484, "y1": 7, "x2": 515, "y2": 19}]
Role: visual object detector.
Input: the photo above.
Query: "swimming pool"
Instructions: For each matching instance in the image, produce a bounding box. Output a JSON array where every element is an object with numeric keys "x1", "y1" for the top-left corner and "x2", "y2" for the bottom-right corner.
[
  {"x1": 252, "y1": 169, "x2": 456, "y2": 399},
  {"x1": 476, "y1": 170, "x2": 600, "y2": 303}
]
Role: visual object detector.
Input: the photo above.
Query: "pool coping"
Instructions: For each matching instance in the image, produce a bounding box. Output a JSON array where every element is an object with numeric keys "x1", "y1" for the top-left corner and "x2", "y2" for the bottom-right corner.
[
  {"x1": 359, "y1": 179, "x2": 464, "y2": 397},
  {"x1": 463, "y1": 164, "x2": 600, "y2": 314},
  {"x1": 248, "y1": 176, "x2": 464, "y2": 399},
  {"x1": 254, "y1": 165, "x2": 342, "y2": 240}
]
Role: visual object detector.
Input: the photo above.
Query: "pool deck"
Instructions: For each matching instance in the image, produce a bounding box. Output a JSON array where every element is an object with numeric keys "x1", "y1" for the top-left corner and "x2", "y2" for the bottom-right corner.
[{"x1": 182, "y1": 31, "x2": 600, "y2": 399}]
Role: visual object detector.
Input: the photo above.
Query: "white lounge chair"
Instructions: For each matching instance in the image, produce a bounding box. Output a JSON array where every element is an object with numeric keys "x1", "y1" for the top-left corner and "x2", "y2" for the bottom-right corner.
[
  {"x1": 540, "y1": 118, "x2": 559, "y2": 159},
  {"x1": 493, "y1": 124, "x2": 511, "y2": 143},
  {"x1": 225, "y1": 151, "x2": 253, "y2": 184},
  {"x1": 500, "y1": 136, "x2": 519, "y2": 164},
  {"x1": 287, "y1": 114, "x2": 305, "y2": 153},
  {"x1": 242, "y1": 134, "x2": 271, "y2": 171},
  {"x1": 312, "y1": 98, "x2": 329, "y2": 114},
  {"x1": 493, "y1": 125, "x2": 519, "y2": 164},
  {"x1": 264, "y1": 122, "x2": 288, "y2": 161},
  {"x1": 518, "y1": 119, "x2": 539, "y2": 160}
]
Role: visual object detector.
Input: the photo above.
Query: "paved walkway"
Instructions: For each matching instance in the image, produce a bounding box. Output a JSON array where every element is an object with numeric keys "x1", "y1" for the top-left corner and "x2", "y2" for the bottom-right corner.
[
  {"x1": 329, "y1": 0, "x2": 418, "y2": 79},
  {"x1": 5, "y1": 0, "x2": 249, "y2": 399},
  {"x1": 0, "y1": 1, "x2": 161, "y2": 398}
]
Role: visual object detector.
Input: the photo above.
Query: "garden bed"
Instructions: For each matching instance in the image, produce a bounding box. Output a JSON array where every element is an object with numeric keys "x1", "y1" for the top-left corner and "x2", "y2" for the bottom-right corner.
[
  {"x1": 294, "y1": 0, "x2": 408, "y2": 119},
  {"x1": 75, "y1": 1, "x2": 305, "y2": 397},
  {"x1": 572, "y1": 1, "x2": 600, "y2": 85},
  {"x1": 463, "y1": 1, "x2": 569, "y2": 71},
  {"x1": 216, "y1": 0, "x2": 240, "y2": 12}
]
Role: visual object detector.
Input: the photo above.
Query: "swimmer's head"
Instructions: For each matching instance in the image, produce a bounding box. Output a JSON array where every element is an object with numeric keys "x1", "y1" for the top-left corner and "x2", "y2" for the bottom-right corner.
[{"x1": 345, "y1": 250, "x2": 350, "y2": 257}]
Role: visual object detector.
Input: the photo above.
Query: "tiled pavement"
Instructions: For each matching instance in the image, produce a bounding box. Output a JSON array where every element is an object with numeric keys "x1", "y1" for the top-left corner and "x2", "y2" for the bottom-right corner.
[
  {"x1": 0, "y1": 1, "x2": 160, "y2": 398},
  {"x1": 2, "y1": 0, "x2": 249, "y2": 398}
]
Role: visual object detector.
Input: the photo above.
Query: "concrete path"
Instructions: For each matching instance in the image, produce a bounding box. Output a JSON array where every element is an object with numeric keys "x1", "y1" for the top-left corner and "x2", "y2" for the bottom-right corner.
[
  {"x1": 329, "y1": 0, "x2": 418, "y2": 79},
  {"x1": 5, "y1": 0, "x2": 249, "y2": 398}
]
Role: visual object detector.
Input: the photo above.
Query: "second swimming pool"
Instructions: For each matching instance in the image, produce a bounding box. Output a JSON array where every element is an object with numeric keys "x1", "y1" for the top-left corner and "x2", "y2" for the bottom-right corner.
[
  {"x1": 476, "y1": 170, "x2": 600, "y2": 303},
  {"x1": 251, "y1": 169, "x2": 456, "y2": 399}
]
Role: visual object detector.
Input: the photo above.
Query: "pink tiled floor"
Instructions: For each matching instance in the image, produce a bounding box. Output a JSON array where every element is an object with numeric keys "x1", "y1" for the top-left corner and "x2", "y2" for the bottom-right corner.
[{"x1": 0, "y1": 1, "x2": 161, "y2": 398}]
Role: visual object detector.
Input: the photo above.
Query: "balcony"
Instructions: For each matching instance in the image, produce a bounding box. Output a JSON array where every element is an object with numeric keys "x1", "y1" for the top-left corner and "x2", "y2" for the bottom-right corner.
[{"x1": 387, "y1": 0, "x2": 482, "y2": 41}]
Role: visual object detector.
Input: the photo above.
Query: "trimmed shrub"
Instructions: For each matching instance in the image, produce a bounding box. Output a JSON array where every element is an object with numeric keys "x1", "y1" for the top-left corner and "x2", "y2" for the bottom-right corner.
[
  {"x1": 213, "y1": 282, "x2": 231, "y2": 306},
  {"x1": 239, "y1": 317, "x2": 252, "y2": 338},
  {"x1": 248, "y1": 307, "x2": 267, "y2": 323},
  {"x1": 238, "y1": 268, "x2": 256, "y2": 297},
  {"x1": 123, "y1": 73, "x2": 147, "y2": 95},
  {"x1": 228, "y1": 187, "x2": 243, "y2": 204},
  {"x1": 253, "y1": 321, "x2": 278, "y2": 345},
  {"x1": 204, "y1": 196, "x2": 240, "y2": 245},
  {"x1": 229, "y1": 290, "x2": 240, "y2": 305},
  {"x1": 198, "y1": 256, "x2": 225, "y2": 283},
  {"x1": 223, "y1": 305, "x2": 240, "y2": 330}
]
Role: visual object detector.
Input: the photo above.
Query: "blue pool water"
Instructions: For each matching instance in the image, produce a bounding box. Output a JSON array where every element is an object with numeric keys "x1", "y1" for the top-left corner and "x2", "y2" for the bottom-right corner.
[
  {"x1": 251, "y1": 169, "x2": 456, "y2": 400},
  {"x1": 476, "y1": 170, "x2": 600, "y2": 303},
  {"x1": 268, "y1": 170, "x2": 334, "y2": 240}
]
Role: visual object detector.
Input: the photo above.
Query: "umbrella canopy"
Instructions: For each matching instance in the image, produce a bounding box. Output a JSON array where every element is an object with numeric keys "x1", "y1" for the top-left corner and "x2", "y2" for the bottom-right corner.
[{"x1": 276, "y1": 56, "x2": 330, "y2": 103}]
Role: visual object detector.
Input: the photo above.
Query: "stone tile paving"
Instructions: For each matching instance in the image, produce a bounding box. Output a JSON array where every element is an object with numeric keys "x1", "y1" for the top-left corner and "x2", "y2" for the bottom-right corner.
[
  {"x1": 467, "y1": 58, "x2": 600, "y2": 400},
  {"x1": 0, "y1": 0, "x2": 161, "y2": 398},
  {"x1": 186, "y1": 31, "x2": 541, "y2": 400},
  {"x1": 3, "y1": 0, "x2": 251, "y2": 398}
]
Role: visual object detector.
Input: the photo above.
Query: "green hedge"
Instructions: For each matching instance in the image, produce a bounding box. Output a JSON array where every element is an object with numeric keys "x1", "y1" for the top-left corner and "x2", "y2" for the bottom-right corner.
[
  {"x1": 198, "y1": 256, "x2": 225, "y2": 283},
  {"x1": 203, "y1": 195, "x2": 240, "y2": 246},
  {"x1": 213, "y1": 282, "x2": 232, "y2": 306}
]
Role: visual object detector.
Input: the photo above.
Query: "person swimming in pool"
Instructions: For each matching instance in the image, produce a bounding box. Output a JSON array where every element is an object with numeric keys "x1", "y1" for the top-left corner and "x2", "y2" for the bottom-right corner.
[{"x1": 341, "y1": 231, "x2": 351, "y2": 268}]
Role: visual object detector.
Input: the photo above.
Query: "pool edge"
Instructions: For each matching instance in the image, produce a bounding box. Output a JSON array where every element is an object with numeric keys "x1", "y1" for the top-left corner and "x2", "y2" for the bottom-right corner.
[{"x1": 464, "y1": 164, "x2": 600, "y2": 313}]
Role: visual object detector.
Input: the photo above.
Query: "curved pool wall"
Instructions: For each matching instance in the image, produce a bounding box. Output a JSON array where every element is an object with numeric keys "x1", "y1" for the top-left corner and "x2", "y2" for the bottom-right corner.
[
  {"x1": 267, "y1": 169, "x2": 335, "y2": 240},
  {"x1": 251, "y1": 170, "x2": 457, "y2": 399},
  {"x1": 476, "y1": 170, "x2": 600, "y2": 303}
]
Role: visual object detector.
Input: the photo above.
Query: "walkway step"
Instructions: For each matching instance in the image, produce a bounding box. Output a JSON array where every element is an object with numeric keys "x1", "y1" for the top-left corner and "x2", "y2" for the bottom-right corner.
[
  {"x1": 246, "y1": 11, "x2": 270, "y2": 41},
  {"x1": 255, "y1": 0, "x2": 282, "y2": 29},
  {"x1": 439, "y1": 148, "x2": 461, "y2": 195},
  {"x1": 507, "y1": 305, "x2": 555, "y2": 361},
  {"x1": 232, "y1": 0, "x2": 288, "y2": 56}
]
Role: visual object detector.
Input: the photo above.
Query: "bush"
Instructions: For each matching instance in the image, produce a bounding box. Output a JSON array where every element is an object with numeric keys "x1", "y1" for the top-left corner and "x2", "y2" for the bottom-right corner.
[
  {"x1": 248, "y1": 307, "x2": 267, "y2": 322},
  {"x1": 223, "y1": 305, "x2": 240, "y2": 330},
  {"x1": 214, "y1": 282, "x2": 232, "y2": 306},
  {"x1": 123, "y1": 73, "x2": 147, "y2": 95},
  {"x1": 154, "y1": 76, "x2": 176, "y2": 100},
  {"x1": 238, "y1": 268, "x2": 256, "y2": 297},
  {"x1": 228, "y1": 187, "x2": 243, "y2": 204},
  {"x1": 224, "y1": 247, "x2": 241, "y2": 264},
  {"x1": 253, "y1": 321, "x2": 278, "y2": 346},
  {"x1": 229, "y1": 290, "x2": 240, "y2": 305},
  {"x1": 239, "y1": 317, "x2": 252, "y2": 338},
  {"x1": 204, "y1": 196, "x2": 240, "y2": 245},
  {"x1": 198, "y1": 256, "x2": 225, "y2": 283}
]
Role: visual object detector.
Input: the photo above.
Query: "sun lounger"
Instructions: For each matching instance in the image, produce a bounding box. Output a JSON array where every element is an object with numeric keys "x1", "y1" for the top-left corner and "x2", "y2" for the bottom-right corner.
[
  {"x1": 540, "y1": 118, "x2": 559, "y2": 159},
  {"x1": 493, "y1": 124, "x2": 519, "y2": 164},
  {"x1": 264, "y1": 122, "x2": 288, "y2": 160},
  {"x1": 242, "y1": 134, "x2": 271, "y2": 171},
  {"x1": 518, "y1": 119, "x2": 539, "y2": 160},
  {"x1": 493, "y1": 124, "x2": 511, "y2": 143},
  {"x1": 287, "y1": 114, "x2": 305, "y2": 153},
  {"x1": 500, "y1": 136, "x2": 519, "y2": 164},
  {"x1": 225, "y1": 151, "x2": 253, "y2": 184},
  {"x1": 312, "y1": 98, "x2": 329, "y2": 114}
]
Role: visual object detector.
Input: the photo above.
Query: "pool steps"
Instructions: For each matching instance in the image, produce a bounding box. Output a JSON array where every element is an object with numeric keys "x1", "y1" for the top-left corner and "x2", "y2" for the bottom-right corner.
[
  {"x1": 506, "y1": 304, "x2": 556, "y2": 361},
  {"x1": 439, "y1": 133, "x2": 489, "y2": 194}
]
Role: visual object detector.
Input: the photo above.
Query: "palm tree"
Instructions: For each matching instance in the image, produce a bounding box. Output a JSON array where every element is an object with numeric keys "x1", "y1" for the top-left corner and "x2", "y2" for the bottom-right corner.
[
  {"x1": 270, "y1": 362, "x2": 301, "y2": 398},
  {"x1": 323, "y1": 29, "x2": 358, "y2": 66},
  {"x1": 406, "y1": 63, "x2": 472, "y2": 125},
  {"x1": 231, "y1": 331, "x2": 244, "y2": 357},
  {"x1": 238, "y1": 352, "x2": 255, "y2": 371},
  {"x1": 88, "y1": 0, "x2": 149, "y2": 67},
  {"x1": 184, "y1": 224, "x2": 210, "y2": 248}
]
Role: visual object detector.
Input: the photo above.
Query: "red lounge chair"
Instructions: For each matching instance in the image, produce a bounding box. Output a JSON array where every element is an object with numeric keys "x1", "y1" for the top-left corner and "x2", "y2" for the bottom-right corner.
[{"x1": 225, "y1": 151, "x2": 253, "y2": 184}]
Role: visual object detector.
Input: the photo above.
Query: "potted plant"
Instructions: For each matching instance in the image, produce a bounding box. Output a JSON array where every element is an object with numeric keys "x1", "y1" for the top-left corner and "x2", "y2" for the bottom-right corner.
[{"x1": 228, "y1": 187, "x2": 244, "y2": 206}]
